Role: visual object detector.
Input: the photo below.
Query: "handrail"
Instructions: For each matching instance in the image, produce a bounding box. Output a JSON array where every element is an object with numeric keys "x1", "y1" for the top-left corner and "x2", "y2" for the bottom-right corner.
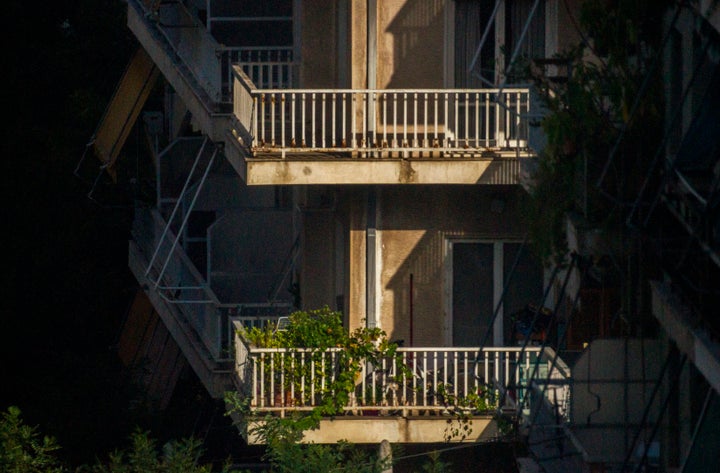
[{"x1": 231, "y1": 67, "x2": 532, "y2": 157}]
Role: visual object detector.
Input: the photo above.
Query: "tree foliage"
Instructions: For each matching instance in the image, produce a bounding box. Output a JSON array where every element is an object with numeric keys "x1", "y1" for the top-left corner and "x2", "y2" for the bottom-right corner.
[
  {"x1": 238, "y1": 307, "x2": 409, "y2": 421},
  {"x1": 0, "y1": 406, "x2": 64, "y2": 473},
  {"x1": 0, "y1": 407, "x2": 239, "y2": 473},
  {"x1": 524, "y1": 0, "x2": 672, "y2": 264}
]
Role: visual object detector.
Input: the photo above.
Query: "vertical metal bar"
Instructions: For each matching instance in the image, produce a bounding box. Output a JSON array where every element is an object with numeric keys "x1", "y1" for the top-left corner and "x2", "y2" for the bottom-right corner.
[
  {"x1": 382, "y1": 93, "x2": 387, "y2": 146},
  {"x1": 332, "y1": 93, "x2": 336, "y2": 147},
  {"x1": 464, "y1": 352, "x2": 469, "y2": 395},
  {"x1": 362, "y1": 93, "x2": 367, "y2": 152},
  {"x1": 485, "y1": 93, "x2": 490, "y2": 147},
  {"x1": 301, "y1": 93, "x2": 306, "y2": 147},
  {"x1": 505, "y1": 92, "x2": 510, "y2": 147},
  {"x1": 496, "y1": 92, "x2": 502, "y2": 147},
  {"x1": 494, "y1": 351, "x2": 500, "y2": 386},
  {"x1": 280, "y1": 93, "x2": 285, "y2": 150},
  {"x1": 255, "y1": 356, "x2": 261, "y2": 407},
  {"x1": 434, "y1": 93, "x2": 438, "y2": 144},
  {"x1": 413, "y1": 93, "x2": 418, "y2": 147},
  {"x1": 403, "y1": 92, "x2": 408, "y2": 147},
  {"x1": 474, "y1": 93, "x2": 479, "y2": 148},
  {"x1": 311, "y1": 93, "x2": 316, "y2": 148},
  {"x1": 342, "y1": 93, "x2": 347, "y2": 147},
  {"x1": 392, "y1": 93, "x2": 397, "y2": 148},
  {"x1": 423, "y1": 93, "x2": 428, "y2": 147},
  {"x1": 291, "y1": 93, "x2": 296, "y2": 147},
  {"x1": 269, "y1": 353, "x2": 275, "y2": 407},
  {"x1": 451, "y1": 351, "x2": 457, "y2": 397},
  {"x1": 453, "y1": 92, "x2": 458, "y2": 149},
  {"x1": 443, "y1": 93, "x2": 448, "y2": 148},
  {"x1": 351, "y1": 93, "x2": 357, "y2": 149},
  {"x1": 260, "y1": 94, "x2": 266, "y2": 144},
  {"x1": 504, "y1": 350, "x2": 510, "y2": 388},
  {"x1": 422, "y1": 351, "x2": 428, "y2": 406},
  {"x1": 401, "y1": 352, "x2": 407, "y2": 406},
  {"x1": 321, "y1": 93, "x2": 326, "y2": 148}
]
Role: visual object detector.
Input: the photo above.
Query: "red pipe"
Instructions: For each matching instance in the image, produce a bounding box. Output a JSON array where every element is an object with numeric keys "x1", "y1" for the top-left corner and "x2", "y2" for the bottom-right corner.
[{"x1": 409, "y1": 273, "x2": 414, "y2": 347}]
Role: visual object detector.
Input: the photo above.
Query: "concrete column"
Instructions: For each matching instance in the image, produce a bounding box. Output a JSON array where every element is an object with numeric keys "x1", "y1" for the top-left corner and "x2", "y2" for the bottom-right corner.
[
  {"x1": 366, "y1": 188, "x2": 378, "y2": 328},
  {"x1": 348, "y1": 192, "x2": 367, "y2": 330},
  {"x1": 378, "y1": 439, "x2": 393, "y2": 473}
]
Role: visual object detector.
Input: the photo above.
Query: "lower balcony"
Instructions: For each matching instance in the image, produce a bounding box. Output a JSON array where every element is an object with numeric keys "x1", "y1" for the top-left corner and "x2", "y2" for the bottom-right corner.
[{"x1": 232, "y1": 324, "x2": 571, "y2": 444}]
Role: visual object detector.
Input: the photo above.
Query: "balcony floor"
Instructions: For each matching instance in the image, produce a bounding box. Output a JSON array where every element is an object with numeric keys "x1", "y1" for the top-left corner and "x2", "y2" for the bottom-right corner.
[
  {"x1": 245, "y1": 152, "x2": 530, "y2": 185},
  {"x1": 245, "y1": 414, "x2": 499, "y2": 444}
]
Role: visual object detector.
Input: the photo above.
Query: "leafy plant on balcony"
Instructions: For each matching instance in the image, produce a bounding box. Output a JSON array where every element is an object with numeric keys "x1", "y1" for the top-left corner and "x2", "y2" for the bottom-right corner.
[
  {"x1": 435, "y1": 383, "x2": 498, "y2": 442},
  {"x1": 237, "y1": 306, "x2": 410, "y2": 423},
  {"x1": 523, "y1": 0, "x2": 671, "y2": 265}
]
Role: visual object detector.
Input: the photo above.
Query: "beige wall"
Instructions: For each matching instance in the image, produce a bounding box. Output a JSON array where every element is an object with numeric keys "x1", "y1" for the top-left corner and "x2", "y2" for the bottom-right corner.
[
  {"x1": 377, "y1": 0, "x2": 446, "y2": 88},
  {"x1": 310, "y1": 186, "x2": 523, "y2": 346},
  {"x1": 378, "y1": 186, "x2": 528, "y2": 346},
  {"x1": 345, "y1": 0, "x2": 447, "y2": 89}
]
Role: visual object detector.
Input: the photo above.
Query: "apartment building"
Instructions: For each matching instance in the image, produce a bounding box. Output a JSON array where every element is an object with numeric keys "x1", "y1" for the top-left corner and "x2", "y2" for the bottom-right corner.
[{"x1": 91, "y1": 0, "x2": 619, "y2": 458}]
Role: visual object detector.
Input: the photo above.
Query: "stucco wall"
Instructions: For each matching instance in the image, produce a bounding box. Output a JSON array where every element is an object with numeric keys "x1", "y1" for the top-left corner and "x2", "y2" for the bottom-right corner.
[
  {"x1": 378, "y1": 186, "x2": 528, "y2": 346},
  {"x1": 331, "y1": 186, "x2": 529, "y2": 346},
  {"x1": 347, "y1": 0, "x2": 447, "y2": 89},
  {"x1": 301, "y1": 0, "x2": 338, "y2": 87},
  {"x1": 377, "y1": 0, "x2": 446, "y2": 88}
]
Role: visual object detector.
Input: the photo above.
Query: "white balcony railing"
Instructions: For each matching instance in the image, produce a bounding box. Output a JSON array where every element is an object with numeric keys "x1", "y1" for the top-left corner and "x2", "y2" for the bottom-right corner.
[
  {"x1": 219, "y1": 47, "x2": 297, "y2": 102},
  {"x1": 232, "y1": 68, "x2": 531, "y2": 157},
  {"x1": 233, "y1": 331, "x2": 570, "y2": 419}
]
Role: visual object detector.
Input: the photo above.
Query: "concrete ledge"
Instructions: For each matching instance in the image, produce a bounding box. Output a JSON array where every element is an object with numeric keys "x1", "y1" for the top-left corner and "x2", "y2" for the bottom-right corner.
[
  {"x1": 246, "y1": 158, "x2": 523, "y2": 185},
  {"x1": 246, "y1": 415, "x2": 498, "y2": 444}
]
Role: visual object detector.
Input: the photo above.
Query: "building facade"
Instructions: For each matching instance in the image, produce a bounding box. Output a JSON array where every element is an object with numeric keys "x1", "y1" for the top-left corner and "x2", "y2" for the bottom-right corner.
[{"x1": 94, "y1": 0, "x2": 720, "y2": 468}]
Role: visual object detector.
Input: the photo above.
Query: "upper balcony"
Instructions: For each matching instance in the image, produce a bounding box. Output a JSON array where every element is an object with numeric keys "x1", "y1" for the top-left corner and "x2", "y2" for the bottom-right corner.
[
  {"x1": 230, "y1": 68, "x2": 536, "y2": 185},
  {"x1": 126, "y1": 0, "x2": 538, "y2": 186}
]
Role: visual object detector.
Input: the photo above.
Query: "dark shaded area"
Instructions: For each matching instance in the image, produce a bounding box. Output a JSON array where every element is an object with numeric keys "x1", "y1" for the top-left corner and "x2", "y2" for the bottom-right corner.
[{"x1": 0, "y1": 0, "x2": 250, "y2": 468}]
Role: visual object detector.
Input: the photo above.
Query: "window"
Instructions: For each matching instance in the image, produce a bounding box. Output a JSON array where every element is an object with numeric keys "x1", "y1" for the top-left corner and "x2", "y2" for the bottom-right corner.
[
  {"x1": 453, "y1": 0, "x2": 545, "y2": 87},
  {"x1": 454, "y1": 0, "x2": 495, "y2": 88},
  {"x1": 449, "y1": 240, "x2": 542, "y2": 346},
  {"x1": 505, "y1": 0, "x2": 545, "y2": 83}
]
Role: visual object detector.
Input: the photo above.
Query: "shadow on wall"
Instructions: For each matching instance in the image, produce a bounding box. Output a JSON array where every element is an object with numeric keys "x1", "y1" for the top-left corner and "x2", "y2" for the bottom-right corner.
[
  {"x1": 384, "y1": 0, "x2": 446, "y2": 88},
  {"x1": 382, "y1": 186, "x2": 530, "y2": 347}
]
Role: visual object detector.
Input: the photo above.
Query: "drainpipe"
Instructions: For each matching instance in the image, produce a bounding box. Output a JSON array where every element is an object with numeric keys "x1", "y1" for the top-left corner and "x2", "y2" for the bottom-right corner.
[
  {"x1": 367, "y1": 0, "x2": 376, "y2": 140},
  {"x1": 409, "y1": 273, "x2": 414, "y2": 346},
  {"x1": 366, "y1": 188, "x2": 377, "y2": 328}
]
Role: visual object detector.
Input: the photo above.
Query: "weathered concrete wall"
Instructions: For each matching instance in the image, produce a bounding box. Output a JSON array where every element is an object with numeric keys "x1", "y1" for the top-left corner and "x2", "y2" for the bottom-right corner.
[
  {"x1": 347, "y1": 0, "x2": 446, "y2": 89},
  {"x1": 301, "y1": 209, "x2": 337, "y2": 310},
  {"x1": 378, "y1": 0, "x2": 446, "y2": 88},
  {"x1": 335, "y1": 186, "x2": 529, "y2": 345},
  {"x1": 301, "y1": 0, "x2": 338, "y2": 87},
  {"x1": 347, "y1": 190, "x2": 368, "y2": 329},
  {"x1": 378, "y1": 186, "x2": 528, "y2": 346}
]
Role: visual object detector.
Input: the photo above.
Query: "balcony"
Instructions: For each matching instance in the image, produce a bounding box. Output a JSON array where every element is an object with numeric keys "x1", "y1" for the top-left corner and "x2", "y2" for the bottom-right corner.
[
  {"x1": 230, "y1": 69, "x2": 536, "y2": 185},
  {"x1": 126, "y1": 0, "x2": 537, "y2": 185},
  {"x1": 232, "y1": 325, "x2": 571, "y2": 444}
]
